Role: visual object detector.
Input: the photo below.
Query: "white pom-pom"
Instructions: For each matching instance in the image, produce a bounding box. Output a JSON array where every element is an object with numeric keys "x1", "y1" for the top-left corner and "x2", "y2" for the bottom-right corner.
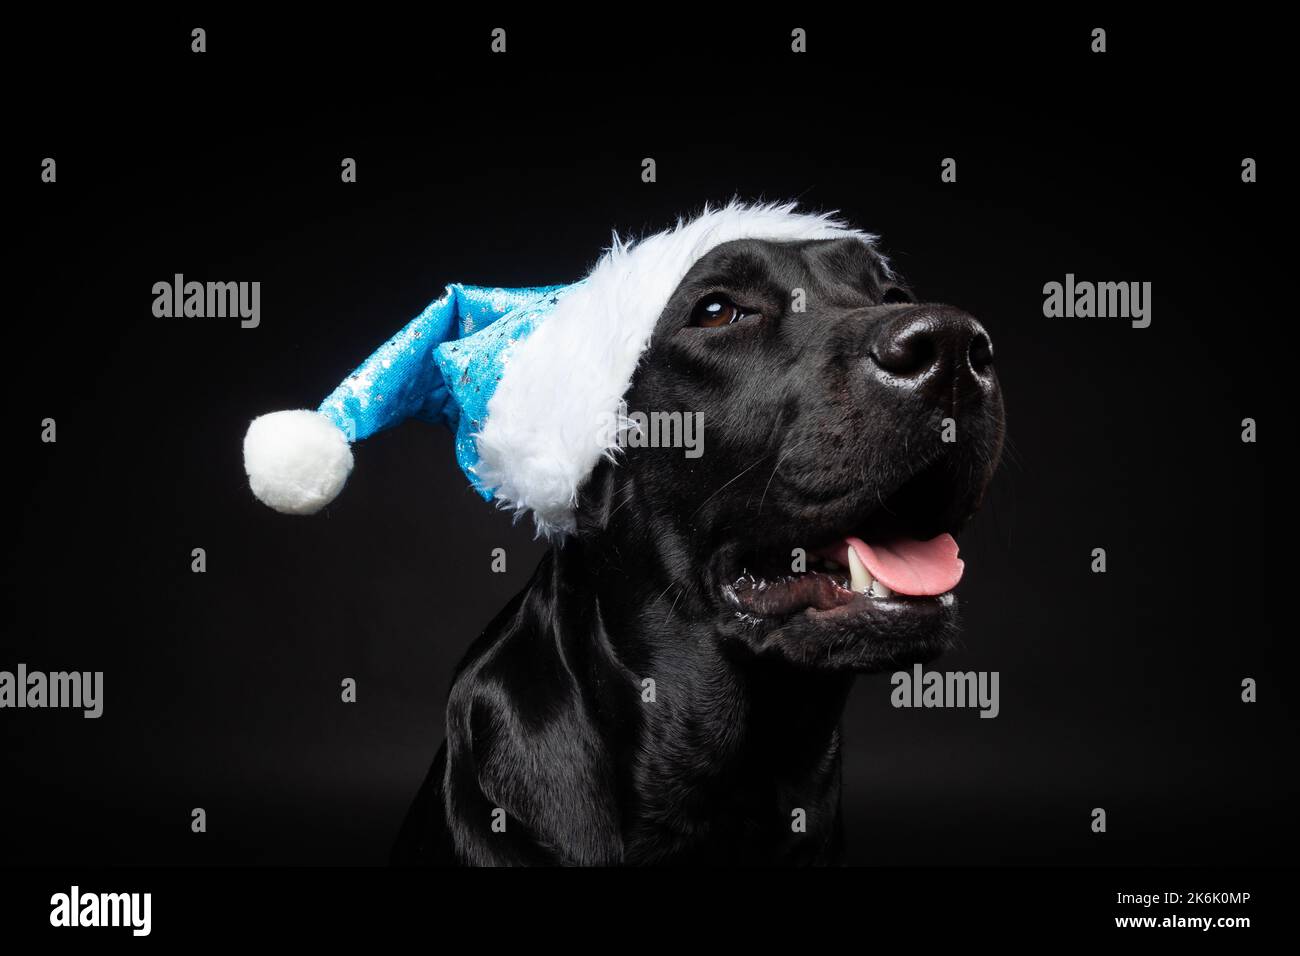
[{"x1": 243, "y1": 410, "x2": 354, "y2": 515}]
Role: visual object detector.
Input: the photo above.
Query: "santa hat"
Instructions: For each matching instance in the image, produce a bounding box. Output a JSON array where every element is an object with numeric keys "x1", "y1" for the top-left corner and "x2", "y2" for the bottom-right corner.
[{"x1": 242, "y1": 201, "x2": 880, "y2": 537}]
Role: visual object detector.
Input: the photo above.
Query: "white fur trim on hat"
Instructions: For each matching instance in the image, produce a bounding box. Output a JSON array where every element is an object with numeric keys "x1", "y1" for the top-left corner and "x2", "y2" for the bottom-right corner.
[{"x1": 473, "y1": 200, "x2": 881, "y2": 536}]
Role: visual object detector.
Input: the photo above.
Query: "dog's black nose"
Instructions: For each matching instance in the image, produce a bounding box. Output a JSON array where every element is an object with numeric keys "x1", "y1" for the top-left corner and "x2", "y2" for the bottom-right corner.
[{"x1": 868, "y1": 306, "x2": 994, "y2": 405}]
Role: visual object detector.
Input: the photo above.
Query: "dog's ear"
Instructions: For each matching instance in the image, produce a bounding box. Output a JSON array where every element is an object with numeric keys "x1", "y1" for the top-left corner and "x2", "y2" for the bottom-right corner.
[{"x1": 575, "y1": 457, "x2": 621, "y2": 539}]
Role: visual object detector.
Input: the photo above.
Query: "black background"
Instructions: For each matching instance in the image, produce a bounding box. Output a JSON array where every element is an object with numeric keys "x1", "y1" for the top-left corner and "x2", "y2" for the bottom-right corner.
[{"x1": 5, "y1": 12, "x2": 1291, "y2": 874}]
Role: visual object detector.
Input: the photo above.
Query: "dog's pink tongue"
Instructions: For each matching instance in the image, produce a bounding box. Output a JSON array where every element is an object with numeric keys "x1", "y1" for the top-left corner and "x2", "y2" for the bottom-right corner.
[{"x1": 847, "y1": 534, "x2": 963, "y2": 596}]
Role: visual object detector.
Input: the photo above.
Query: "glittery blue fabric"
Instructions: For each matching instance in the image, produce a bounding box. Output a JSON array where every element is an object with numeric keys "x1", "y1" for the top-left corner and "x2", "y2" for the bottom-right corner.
[{"x1": 318, "y1": 283, "x2": 571, "y2": 499}]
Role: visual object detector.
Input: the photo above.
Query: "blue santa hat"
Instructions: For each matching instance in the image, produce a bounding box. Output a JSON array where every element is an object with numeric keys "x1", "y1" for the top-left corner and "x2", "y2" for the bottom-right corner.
[{"x1": 242, "y1": 202, "x2": 880, "y2": 537}]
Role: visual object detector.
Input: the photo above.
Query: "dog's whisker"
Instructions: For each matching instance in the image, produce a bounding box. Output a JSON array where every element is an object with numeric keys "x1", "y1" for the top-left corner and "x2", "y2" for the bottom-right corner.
[
  {"x1": 653, "y1": 580, "x2": 679, "y2": 606},
  {"x1": 663, "y1": 585, "x2": 685, "y2": 625},
  {"x1": 604, "y1": 480, "x2": 638, "y2": 522},
  {"x1": 688, "y1": 455, "x2": 773, "y2": 522},
  {"x1": 757, "y1": 436, "x2": 816, "y2": 515}
]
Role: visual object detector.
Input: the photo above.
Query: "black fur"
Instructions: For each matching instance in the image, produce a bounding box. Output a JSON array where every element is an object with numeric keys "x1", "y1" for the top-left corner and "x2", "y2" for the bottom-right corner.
[{"x1": 393, "y1": 237, "x2": 1004, "y2": 865}]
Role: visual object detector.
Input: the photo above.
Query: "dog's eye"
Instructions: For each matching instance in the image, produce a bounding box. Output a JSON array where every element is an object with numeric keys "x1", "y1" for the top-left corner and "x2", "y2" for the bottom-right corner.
[{"x1": 691, "y1": 294, "x2": 758, "y2": 328}]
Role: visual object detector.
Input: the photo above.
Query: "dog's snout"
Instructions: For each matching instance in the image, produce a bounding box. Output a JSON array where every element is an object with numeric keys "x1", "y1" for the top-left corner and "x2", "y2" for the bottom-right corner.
[{"x1": 868, "y1": 306, "x2": 994, "y2": 404}]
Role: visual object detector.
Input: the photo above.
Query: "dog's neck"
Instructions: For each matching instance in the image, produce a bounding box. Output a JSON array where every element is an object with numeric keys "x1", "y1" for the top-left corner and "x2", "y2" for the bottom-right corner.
[{"x1": 538, "y1": 484, "x2": 854, "y2": 861}]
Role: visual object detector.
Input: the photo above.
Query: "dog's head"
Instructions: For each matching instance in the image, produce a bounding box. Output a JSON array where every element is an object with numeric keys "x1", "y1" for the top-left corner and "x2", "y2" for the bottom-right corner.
[{"x1": 579, "y1": 236, "x2": 1004, "y2": 672}]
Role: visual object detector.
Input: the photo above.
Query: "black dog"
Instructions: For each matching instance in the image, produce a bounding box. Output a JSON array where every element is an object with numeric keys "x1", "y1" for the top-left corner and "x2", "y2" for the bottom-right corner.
[{"x1": 393, "y1": 236, "x2": 1004, "y2": 865}]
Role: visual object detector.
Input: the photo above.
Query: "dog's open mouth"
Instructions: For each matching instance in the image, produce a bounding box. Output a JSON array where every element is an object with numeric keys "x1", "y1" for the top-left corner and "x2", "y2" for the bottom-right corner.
[
  {"x1": 724, "y1": 536, "x2": 960, "y2": 620},
  {"x1": 722, "y1": 462, "x2": 969, "y2": 623}
]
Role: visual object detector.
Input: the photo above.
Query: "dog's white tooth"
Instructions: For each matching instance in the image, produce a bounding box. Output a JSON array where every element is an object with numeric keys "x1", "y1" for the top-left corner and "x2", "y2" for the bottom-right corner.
[
  {"x1": 847, "y1": 547, "x2": 873, "y2": 593},
  {"x1": 870, "y1": 581, "x2": 893, "y2": 599}
]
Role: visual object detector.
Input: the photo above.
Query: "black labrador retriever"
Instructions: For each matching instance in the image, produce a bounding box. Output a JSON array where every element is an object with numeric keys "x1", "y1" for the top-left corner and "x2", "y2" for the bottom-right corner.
[{"x1": 393, "y1": 235, "x2": 1004, "y2": 865}]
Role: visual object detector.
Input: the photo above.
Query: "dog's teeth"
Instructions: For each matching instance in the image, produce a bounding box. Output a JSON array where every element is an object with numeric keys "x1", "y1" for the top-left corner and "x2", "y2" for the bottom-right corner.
[
  {"x1": 847, "y1": 547, "x2": 874, "y2": 594},
  {"x1": 870, "y1": 581, "x2": 893, "y2": 599}
]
